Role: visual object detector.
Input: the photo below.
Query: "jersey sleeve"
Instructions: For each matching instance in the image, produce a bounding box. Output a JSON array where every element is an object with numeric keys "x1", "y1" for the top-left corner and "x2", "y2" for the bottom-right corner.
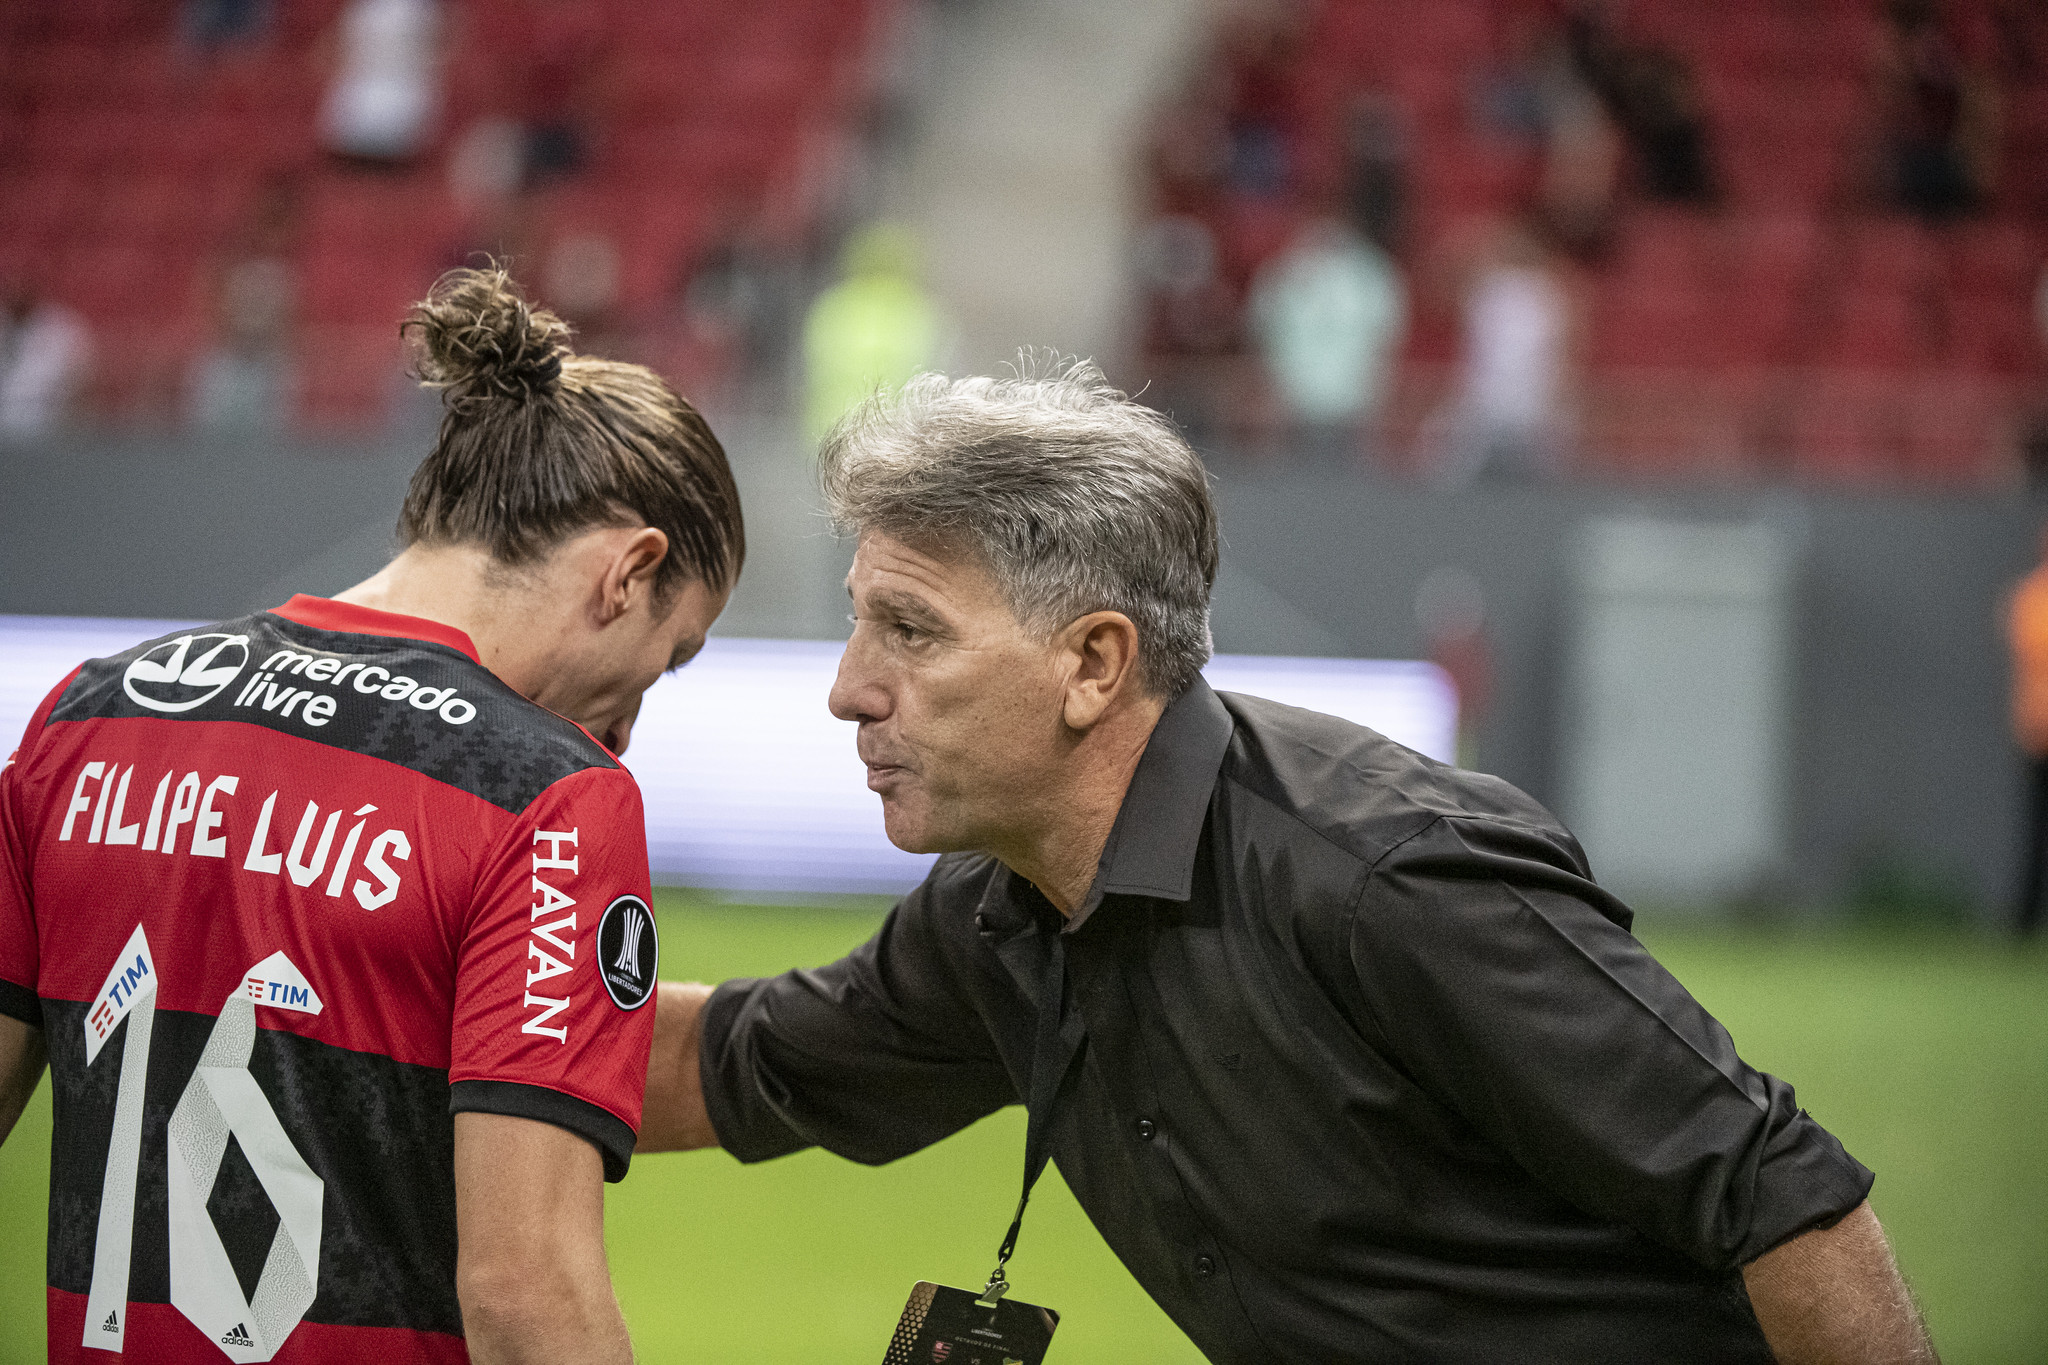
[
  {"x1": 447, "y1": 764, "x2": 656, "y2": 1182},
  {"x1": 699, "y1": 859, "x2": 1018, "y2": 1166},
  {"x1": 0, "y1": 670, "x2": 75, "y2": 1028},
  {"x1": 1349, "y1": 814, "x2": 1873, "y2": 1272}
]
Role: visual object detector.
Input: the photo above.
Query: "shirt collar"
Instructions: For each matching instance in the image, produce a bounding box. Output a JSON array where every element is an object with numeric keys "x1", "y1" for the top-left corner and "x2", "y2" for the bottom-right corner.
[
  {"x1": 1062, "y1": 675, "x2": 1235, "y2": 932},
  {"x1": 267, "y1": 593, "x2": 483, "y2": 664}
]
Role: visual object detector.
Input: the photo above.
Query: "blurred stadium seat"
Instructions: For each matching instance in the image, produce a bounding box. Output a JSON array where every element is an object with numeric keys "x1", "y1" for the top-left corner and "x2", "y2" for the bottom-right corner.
[
  {"x1": 0, "y1": 0, "x2": 897, "y2": 432},
  {"x1": 1142, "y1": 0, "x2": 2048, "y2": 486}
]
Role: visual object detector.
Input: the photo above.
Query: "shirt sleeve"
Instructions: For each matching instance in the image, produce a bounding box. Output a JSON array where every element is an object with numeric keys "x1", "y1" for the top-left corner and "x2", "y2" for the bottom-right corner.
[
  {"x1": 700, "y1": 861, "x2": 1018, "y2": 1166},
  {"x1": 447, "y1": 764, "x2": 655, "y2": 1182},
  {"x1": 1349, "y1": 813, "x2": 1873, "y2": 1272},
  {"x1": 0, "y1": 672, "x2": 74, "y2": 1029}
]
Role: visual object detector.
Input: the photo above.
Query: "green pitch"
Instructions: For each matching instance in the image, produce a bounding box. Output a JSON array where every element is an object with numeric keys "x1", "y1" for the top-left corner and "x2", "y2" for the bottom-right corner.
[{"x1": 0, "y1": 895, "x2": 2042, "y2": 1363}]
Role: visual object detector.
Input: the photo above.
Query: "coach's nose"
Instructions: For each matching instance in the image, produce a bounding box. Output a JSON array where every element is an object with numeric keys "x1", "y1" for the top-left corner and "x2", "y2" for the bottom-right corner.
[{"x1": 830, "y1": 628, "x2": 891, "y2": 725}]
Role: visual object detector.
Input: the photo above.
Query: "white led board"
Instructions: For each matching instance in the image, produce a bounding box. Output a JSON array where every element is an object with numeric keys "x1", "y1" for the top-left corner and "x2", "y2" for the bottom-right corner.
[{"x1": 1, "y1": 617, "x2": 1457, "y2": 895}]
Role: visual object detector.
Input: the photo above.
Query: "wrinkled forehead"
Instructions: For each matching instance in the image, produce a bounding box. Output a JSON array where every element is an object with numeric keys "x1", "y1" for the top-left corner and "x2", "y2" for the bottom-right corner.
[{"x1": 847, "y1": 531, "x2": 1017, "y2": 623}]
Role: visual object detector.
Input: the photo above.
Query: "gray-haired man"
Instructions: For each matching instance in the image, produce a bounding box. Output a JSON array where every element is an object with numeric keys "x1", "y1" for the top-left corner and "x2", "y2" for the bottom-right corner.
[{"x1": 640, "y1": 363, "x2": 1936, "y2": 1363}]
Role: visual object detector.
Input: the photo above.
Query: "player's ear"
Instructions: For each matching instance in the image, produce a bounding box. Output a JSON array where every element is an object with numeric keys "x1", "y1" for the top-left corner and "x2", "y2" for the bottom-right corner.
[
  {"x1": 597, "y1": 528, "x2": 670, "y2": 626},
  {"x1": 1058, "y1": 611, "x2": 1142, "y2": 731}
]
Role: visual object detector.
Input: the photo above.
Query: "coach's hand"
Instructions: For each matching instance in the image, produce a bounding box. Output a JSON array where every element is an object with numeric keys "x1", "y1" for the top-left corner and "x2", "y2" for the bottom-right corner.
[
  {"x1": 455, "y1": 1112, "x2": 634, "y2": 1364},
  {"x1": 637, "y1": 981, "x2": 720, "y2": 1152},
  {"x1": 1741, "y1": 1200, "x2": 1938, "y2": 1364},
  {"x1": 0, "y1": 1014, "x2": 44, "y2": 1146}
]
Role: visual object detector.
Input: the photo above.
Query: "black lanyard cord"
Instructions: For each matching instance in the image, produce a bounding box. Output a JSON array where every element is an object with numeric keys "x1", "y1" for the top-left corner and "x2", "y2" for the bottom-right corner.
[{"x1": 983, "y1": 930, "x2": 1080, "y2": 1304}]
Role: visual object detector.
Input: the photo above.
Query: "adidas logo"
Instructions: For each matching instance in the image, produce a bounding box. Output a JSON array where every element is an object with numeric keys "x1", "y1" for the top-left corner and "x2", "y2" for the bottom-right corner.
[
  {"x1": 220, "y1": 1322, "x2": 255, "y2": 1347},
  {"x1": 101, "y1": 1311, "x2": 118, "y2": 1333}
]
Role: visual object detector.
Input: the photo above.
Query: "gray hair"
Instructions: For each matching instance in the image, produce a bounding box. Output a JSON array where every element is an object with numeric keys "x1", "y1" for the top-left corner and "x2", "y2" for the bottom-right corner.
[{"x1": 819, "y1": 357, "x2": 1219, "y2": 698}]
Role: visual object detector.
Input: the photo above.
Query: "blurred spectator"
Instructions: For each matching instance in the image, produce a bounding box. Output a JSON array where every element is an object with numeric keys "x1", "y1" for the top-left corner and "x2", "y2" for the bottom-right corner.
[
  {"x1": 449, "y1": 118, "x2": 527, "y2": 211},
  {"x1": 1215, "y1": 4, "x2": 1306, "y2": 200},
  {"x1": 1877, "y1": 0, "x2": 1995, "y2": 220},
  {"x1": 0, "y1": 287, "x2": 90, "y2": 439},
  {"x1": 543, "y1": 231, "x2": 624, "y2": 352},
  {"x1": 1133, "y1": 213, "x2": 1238, "y2": 439},
  {"x1": 1149, "y1": 85, "x2": 1232, "y2": 215},
  {"x1": 544, "y1": 233, "x2": 621, "y2": 324},
  {"x1": 1615, "y1": 49, "x2": 1717, "y2": 204},
  {"x1": 1249, "y1": 217, "x2": 1407, "y2": 458},
  {"x1": 514, "y1": 0, "x2": 609, "y2": 187},
  {"x1": 1415, "y1": 566, "x2": 1491, "y2": 770},
  {"x1": 1343, "y1": 93, "x2": 1413, "y2": 253},
  {"x1": 1422, "y1": 221, "x2": 1575, "y2": 486},
  {"x1": 1473, "y1": 11, "x2": 1553, "y2": 147},
  {"x1": 1485, "y1": 7, "x2": 1713, "y2": 220},
  {"x1": 1471, "y1": 6, "x2": 1620, "y2": 259},
  {"x1": 180, "y1": 0, "x2": 269, "y2": 55},
  {"x1": 1136, "y1": 214, "x2": 1237, "y2": 357},
  {"x1": 2005, "y1": 523, "x2": 2048, "y2": 934},
  {"x1": 2036, "y1": 260, "x2": 2048, "y2": 344},
  {"x1": 189, "y1": 257, "x2": 296, "y2": 433},
  {"x1": 320, "y1": 0, "x2": 444, "y2": 168},
  {"x1": 441, "y1": 117, "x2": 532, "y2": 281},
  {"x1": 802, "y1": 223, "x2": 942, "y2": 443},
  {"x1": 189, "y1": 181, "x2": 300, "y2": 434},
  {"x1": 1562, "y1": 0, "x2": 1632, "y2": 109},
  {"x1": 2023, "y1": 266, "x2": 2048, "y2": 485},
  {"x1": 672, "y1": 231, "x2": 802, "y2": 413},
  {"x1": 1540, "y1": 79, "x2": 1622, "y2": 261}
]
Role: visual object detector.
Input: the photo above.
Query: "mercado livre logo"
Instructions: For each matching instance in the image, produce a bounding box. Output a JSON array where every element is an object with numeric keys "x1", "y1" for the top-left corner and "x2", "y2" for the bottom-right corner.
[{"x1": 122, "y1": 633, "x2": 251, "y2": 714}]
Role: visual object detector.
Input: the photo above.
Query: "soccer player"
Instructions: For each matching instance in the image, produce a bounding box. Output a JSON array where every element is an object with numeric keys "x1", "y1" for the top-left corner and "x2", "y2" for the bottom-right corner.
[{"x1": 0, "y1": 266, "x2": 743, "y2": 1363}]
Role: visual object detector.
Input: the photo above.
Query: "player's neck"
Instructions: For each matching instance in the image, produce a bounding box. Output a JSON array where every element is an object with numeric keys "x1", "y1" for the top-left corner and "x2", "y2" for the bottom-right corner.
[{"x1": 333, "y1": 543, "x2": 565, "y2": 685}]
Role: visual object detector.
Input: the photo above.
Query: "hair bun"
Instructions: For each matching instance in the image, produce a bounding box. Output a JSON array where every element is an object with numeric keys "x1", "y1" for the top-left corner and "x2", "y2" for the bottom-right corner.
[{"x1": 406, "y1": 264, "x2": 571, "y2": 410}]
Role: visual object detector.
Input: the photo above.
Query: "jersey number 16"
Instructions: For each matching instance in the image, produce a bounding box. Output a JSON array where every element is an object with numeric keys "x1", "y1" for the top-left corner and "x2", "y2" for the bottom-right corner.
[{"x1": 81, "y1": 924, "x2": 326, "y2": 1363}]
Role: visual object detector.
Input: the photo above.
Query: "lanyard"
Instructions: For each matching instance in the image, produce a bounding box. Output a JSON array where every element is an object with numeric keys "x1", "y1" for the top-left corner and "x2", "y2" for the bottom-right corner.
[{"x1": 982, "y1": 929, "x2": 1083, "y2": 1304}]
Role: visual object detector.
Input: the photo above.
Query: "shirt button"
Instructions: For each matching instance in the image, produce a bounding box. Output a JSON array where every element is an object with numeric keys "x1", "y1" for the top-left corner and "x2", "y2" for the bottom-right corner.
[
  {"x1": 1194, "y1": 1255, "x2": 1216, "y2": 1277},
  {"x1": 1136, "y1": 1118, "x2": 1156, "y2": 1141}
]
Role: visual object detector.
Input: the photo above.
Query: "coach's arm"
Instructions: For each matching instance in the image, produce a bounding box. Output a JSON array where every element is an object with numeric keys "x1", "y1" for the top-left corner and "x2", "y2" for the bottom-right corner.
[
  {"x1": 1741, "y1": 1200, "x2": 1938, "y2": 1364},
  {"x1": 0, "y1": 1013, "x2": 45, "y2": 1145},
  {"x1": 454, "y1": 1113, "x2": 635, "y2": 1364},
  {"x1": 637, "y1": 982, "x2": 719, "y2": 1151}
]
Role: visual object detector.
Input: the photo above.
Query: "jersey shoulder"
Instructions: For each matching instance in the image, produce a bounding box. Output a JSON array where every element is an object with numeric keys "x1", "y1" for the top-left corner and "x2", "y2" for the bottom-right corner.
[{"x1": 43, "y1": 611, "x2": 619, "y2": 815}]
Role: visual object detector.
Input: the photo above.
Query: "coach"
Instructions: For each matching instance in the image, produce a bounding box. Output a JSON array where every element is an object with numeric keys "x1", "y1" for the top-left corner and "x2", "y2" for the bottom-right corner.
[{"x1": 641, "y1": 363, "x2": 1935, "y2": 1362}]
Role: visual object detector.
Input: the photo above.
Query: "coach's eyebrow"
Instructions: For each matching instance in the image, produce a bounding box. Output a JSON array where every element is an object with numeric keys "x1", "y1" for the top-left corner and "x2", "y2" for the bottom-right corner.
[{"x1": 865, "y1": 587, "x2": 952, "y2": 632}]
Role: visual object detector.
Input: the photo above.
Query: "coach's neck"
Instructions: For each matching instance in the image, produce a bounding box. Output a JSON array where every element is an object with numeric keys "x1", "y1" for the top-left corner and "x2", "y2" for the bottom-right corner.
[
  {"x1": 991, "y1": 633, "x2": 1167, "y2": 919},
  {"x1": 1009, "y1": 702, "x2": 1162, "y2": 919}
]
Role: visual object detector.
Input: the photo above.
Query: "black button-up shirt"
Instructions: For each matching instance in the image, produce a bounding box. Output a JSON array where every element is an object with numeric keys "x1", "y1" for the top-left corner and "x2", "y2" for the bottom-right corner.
[{"x1": 700, "y1": 680, "x2": 1873, "y2": 1363}]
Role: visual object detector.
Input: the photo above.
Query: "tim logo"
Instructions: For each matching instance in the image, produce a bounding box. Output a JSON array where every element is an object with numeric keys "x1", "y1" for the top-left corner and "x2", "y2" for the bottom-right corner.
[
  {"x1": 122, "y1": 633, "x2": 251, "y2": 714},
  {"x1": 596, "y1": 894, "x2": 658, "y2": 1011},
  {"x1": 242, "y1": 951, "x2": 324, "y2": 1017},
  {"x1": 87, "y1": 956, "x2": 150, "y2": 1047}
]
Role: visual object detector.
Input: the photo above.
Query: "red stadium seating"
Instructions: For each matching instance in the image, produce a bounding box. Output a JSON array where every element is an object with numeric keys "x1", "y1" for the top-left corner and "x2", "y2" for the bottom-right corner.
[
  {"x1": 1174, "y1": 0, "x2": 2048, "y2": 485},
  {"x1": 0, "y1": 0, "x2": 894, "y2": 431}
]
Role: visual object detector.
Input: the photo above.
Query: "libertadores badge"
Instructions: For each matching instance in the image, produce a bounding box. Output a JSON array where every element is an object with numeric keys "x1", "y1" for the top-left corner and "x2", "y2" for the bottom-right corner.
[{"x1": 596, "y1": 894, "x2": 658, "y2": 1010}]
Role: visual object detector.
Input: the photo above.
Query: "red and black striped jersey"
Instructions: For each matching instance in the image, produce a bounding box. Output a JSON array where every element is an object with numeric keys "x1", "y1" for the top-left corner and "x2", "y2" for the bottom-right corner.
[{"x1": 0, "y1": 595, "x2": 660, "y2": 1364}]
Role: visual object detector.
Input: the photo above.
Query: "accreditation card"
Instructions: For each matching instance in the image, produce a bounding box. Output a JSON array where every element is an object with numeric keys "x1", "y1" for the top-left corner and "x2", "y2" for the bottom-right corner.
[{"x1": 883, "y1": 1282, "x2": 1059, "y2": 1364}]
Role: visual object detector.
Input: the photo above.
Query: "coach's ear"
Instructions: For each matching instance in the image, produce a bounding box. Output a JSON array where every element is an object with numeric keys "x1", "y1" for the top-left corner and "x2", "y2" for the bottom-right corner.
[{"x1": 1057, "y1": 610, "x2": 1143, "y2": 732}]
